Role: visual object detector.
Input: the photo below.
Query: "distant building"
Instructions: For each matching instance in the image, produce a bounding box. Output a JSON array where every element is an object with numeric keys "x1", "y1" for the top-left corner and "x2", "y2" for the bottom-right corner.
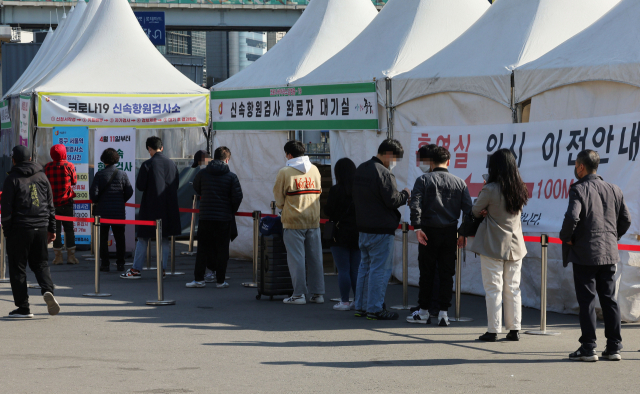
[
  {"x1": 206, "y1": 31, "x2": 267, "y2": 87},
  {"x1": 157, "y1": 31, "x2": 207, "y2": 82},
  {"x1": 267, "y1": 32, "x2": 286, "y2": 51}
]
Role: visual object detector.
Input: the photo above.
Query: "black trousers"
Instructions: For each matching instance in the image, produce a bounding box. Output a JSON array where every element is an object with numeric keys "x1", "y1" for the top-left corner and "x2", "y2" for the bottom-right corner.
[
  {"x1": 572, "y1": 263, "x2": 622, "y2": 351},
  {"x1": 194, "y1": 220, "x2": 231, "y2": 283},
  {"x1": 100, "y1": 224, "x2": 126, "y2": 266},
  {"x1": 53, "y1": 203, "x2": 75, "y2": 249},
  {"x1": 7, "y1": 228, "x2": 55, "y2": 309},
  {"x1": 417, "y1": 226, "x2": 457, "y2": 311}
]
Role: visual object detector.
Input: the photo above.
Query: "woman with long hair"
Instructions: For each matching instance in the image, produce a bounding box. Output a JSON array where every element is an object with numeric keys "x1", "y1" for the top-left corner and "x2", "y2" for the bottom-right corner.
[
  {"x1": 324, "y1": 158, "x2": 360, "y2": 311},
  {"x1": 469, "y1": 149, "x2": 528, "y2": 342}
]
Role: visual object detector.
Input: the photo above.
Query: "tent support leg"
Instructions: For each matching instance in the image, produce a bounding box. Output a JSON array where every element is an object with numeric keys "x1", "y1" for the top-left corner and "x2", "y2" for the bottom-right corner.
[{"x1": 386, "y1": 77, "x2": 394, "y2": 140}]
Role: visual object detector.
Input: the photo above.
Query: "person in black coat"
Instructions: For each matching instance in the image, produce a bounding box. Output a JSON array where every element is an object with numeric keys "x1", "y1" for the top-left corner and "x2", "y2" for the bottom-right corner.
[
  {"x1": 90, "y1": 148, "x2": 134, "y2": 272},
  {"x1": 324, "y1": 158, "x2": 360, "y2": 311},
  {"x1": 186, "y1": 146, "x2": 243, "y2": 288},
  {"x1": 120, "y1": 136, "x2": 180, "y2": 279}
]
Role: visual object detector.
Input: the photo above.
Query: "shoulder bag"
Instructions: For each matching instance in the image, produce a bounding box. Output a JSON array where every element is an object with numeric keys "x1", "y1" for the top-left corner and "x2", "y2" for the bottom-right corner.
[{"x1": 458, "y1": 210, "x2": 484, "y2": 237}]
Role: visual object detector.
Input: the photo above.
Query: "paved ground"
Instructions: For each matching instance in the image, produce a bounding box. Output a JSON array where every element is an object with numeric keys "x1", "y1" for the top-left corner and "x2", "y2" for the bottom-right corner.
[{"x1": 1, "y1": 241, "x2": 639, "y2": 393}]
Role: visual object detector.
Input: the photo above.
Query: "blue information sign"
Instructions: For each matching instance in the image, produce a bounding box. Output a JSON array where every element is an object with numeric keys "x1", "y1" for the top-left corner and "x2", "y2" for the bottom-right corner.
[{"x1": 135, "y1": 11, "x2": 166, "y2": 46}]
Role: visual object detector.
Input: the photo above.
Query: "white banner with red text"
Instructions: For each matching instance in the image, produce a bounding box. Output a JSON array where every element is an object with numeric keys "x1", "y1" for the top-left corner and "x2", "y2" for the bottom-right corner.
[
  {"x1": 409, "y1": 112, "x2": 640, "y2": 234},
  {"x1": 36, "y1": 93, "x2": 209, "y2": 128}
]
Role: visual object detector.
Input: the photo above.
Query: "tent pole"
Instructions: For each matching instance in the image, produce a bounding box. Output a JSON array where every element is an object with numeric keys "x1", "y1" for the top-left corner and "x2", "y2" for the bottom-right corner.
[
  {"x1": 386, "y1": 77, "x2": 393, "y2": 140},
  {"x1": 31, "y1": 95, "x2": 38, "y2": 159},
  {"x1": 511, "y1": 71, "x2": 517, "y2": 123}
]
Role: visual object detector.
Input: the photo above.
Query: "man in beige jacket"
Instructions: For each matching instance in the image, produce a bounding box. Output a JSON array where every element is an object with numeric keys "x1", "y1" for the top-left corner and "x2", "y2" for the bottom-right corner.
[{"x1": 273, "y1": 141, "x2": 325, "y2": 305}]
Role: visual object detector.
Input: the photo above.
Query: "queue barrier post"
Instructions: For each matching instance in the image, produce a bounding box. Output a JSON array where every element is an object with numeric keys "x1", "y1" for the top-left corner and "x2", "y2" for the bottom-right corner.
[
  {"x1": 181, "y1": 195, "x2": 198, "y2": 256},
  {"x1": 83, "y1": 216, "x2": 111, "y2": 297},
  {"x1": 525, "y1": 234, "x2": 560, "y2": 336},
  {"x1": 0, "y1": 235, "x2": 9, "y2": 284},
  {"x1": 242, "y1": 211, "x2": 260, "y2": 288},
  {"x1": 83, "y1": 203, "x2": 95, "y2": 259},
  {"x1": 147, "y1": 219, "x2": 175, "y2": 305},
  {"x1": 391, "y1": 223, "x2": 415, "y2": 310},
  {"x1": 270, "y1": 201, "x2": 277, "y2": 216},
  {"x1": 164, "y1": 236, "x2": 185, "y2": 276},
  {"x1": 450, "y1": 242, "x2": 473, "y2": 322}
]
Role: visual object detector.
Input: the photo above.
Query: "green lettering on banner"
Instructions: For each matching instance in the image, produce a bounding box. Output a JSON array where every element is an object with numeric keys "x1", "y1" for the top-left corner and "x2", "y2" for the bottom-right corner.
[
  {"x1": 0, "y1": 100, "x2": 11, "y2": 129},
  {"x1": 213, "y1": 119, "x2": 380, "y2": 131}
]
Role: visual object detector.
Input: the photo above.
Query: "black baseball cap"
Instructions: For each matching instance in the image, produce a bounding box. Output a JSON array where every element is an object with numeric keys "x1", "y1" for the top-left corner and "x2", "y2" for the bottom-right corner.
[
  {"x1": 11, "y1": 145, "x2": 31, "y2": 163},
  {"x1": 192, "y1": 150, "x2": 211, "y2": 168}
]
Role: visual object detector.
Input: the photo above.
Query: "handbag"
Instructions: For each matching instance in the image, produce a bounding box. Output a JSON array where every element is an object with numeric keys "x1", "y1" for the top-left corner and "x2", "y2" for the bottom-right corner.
[
  {"x1": 458, "y1": 210, "x2": 484, "y2": 237},
  {"x1": 93, "y1": 168, "x2": 119, "y2": 211},
  {"x1": 323, "y1": 202, "x2": 353, "y2": 242}
]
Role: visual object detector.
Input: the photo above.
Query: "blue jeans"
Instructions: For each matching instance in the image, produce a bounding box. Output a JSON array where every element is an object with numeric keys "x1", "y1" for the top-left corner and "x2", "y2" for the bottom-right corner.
[
  {"x1": 132, "y1": 237, "x2": 170, "y2": 271},
  {"x1": 354, "y1": 233, "x2": 395, "y2": 313},
  {"x1": 331, "y1": 246, "x2": 360, "y2": 302}
]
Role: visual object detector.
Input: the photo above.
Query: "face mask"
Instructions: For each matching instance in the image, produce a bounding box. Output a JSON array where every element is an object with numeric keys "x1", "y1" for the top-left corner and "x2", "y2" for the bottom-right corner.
[
  {"x1": 389, "y1": 161, "x2": 397, "y2": 172},
  {"x1": 419, "y1": 164, "x2": 430, "y2": 173},
  {"x1": 574, "y1": 167, "x2": 580, "y2": 179}
]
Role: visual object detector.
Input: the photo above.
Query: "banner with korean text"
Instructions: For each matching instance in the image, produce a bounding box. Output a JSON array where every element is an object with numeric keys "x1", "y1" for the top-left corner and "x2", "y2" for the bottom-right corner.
[
  {"x1": 53, "y1": 127, "x2": 91, "y2": 246},
  {"x1": 94, "y1": 128, "x2": 136, "y2": 253},
  {"x1": 0, "y1": 100, "x2": 11, "y2": 129},
  {"x1": 409, "y1": 112, "x2": 640, "y2": 235},
  {"x1": 211, "y1": 83, "x2": 379, "y2": 130},
  {"x1": 37, "y1": 93, "x2": 209, "y2": 128},
  {"x1": 19, "y1": 95, "x2": 30, "y2": 146}
]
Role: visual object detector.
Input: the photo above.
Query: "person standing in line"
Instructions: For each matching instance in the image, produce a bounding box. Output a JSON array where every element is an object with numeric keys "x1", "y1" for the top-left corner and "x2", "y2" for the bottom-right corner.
[
  {"x1": 560, "y1": 150, "x2": 630, "y2": 361},
  {"x1": 89, "y1": 148, "x2": 134, "y2": 272},
  {"x1": 2, "y1": 146, "x2": 61, "y2": 318},
  {"x1": 190, "y1": 150, "x2": 215, "y2": 283},
  {"x1": 187, "y1": 146, "x2": 243, "y2": 289},
  {"x1": 273, "y1": 141, "x2": 325, "y2": 305},
  {"x1": 352, "y1": 139, "x2": 409, "y2": 320},
  {"x1": 408, "y1": 146, "x2": 472, "y2": 326},
  {"x1": 324, "y1": 158, "x2": 360, "y2": 311},
  {"x1": 44, "y1": 144, "x2": 80, "y2": 265},
  {"x1": 468, "y1": 149, "x2": 528, "y2": 342},
  {"x1": 120, "y1": 136, "x2": 181, "y2": 279}
]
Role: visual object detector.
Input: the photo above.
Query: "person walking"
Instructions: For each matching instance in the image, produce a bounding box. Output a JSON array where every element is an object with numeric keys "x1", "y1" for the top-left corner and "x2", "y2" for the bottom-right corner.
[
  {"x1": 44, "y1": 143, "x2": 80, "y2": 265},
  {"x1": 408, "y1": 146, "x2": 472, "y2": 326},
  {"x1": 273, "y1": 141, "x2": 325, "y2": 305},
  {"x1": 352, "y1": 139, "x2": 410, "y2": 320},
  {"x1": 468, "y1": 149, "x2": 528, "y2": 342},
  {"x1": 2, "y1": 145, "x2": 61, "y2": 318},
  {"x1": 324, "y1": 158, "x2": 360, "y2": 311},
  {"x1": 90, "y1": 148, "x2": 134, "y2": 272},
  {"x1": 186, "y1": 146, "x2": 243, "y2": 289},
  {"x1": 120, "y1": 136, "x2": 181, "y2": 279},
  {"x1": 560, "y1": 150, "x2": 630, "y2": 361}
]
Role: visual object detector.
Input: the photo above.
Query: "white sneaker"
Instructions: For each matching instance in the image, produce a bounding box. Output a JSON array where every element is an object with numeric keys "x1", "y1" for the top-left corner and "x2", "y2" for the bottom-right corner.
[
  {"x1": 333, "y1": 302, "x2": 351, "y2": 311},
  {"x1": 438, "y1": 312, "x2": 450, "y2": 327},
  {"x1": 309, "y1": 294, "x2": 324, "y2": 304},
  {"x1": 283, "y1": 295, "x2": 306, "y2": 305},
  {"x1": 204, "y1": 272, "x2": 216, "y2": 283},
  {"x1": 406, "y1": 310, "x2": 430, "y2": 324},
  {"x1": 43, "y1": 292, "x2": 60, "y2": 316},
  {"x1": 186, "y1": 281, "x2": 205, "y2": 288},
  {"x1": 216, "y1": 282, "x2": 229, "y2": 288}
]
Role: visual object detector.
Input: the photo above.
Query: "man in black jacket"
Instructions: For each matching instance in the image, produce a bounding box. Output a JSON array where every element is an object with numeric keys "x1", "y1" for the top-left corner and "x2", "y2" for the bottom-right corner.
[
  {"x1": 408, "y1": 146, "x2": 472, "y2": 326},
  {"x1": 352, "y1": 139, "x2": 410, "y2": 320},
  {"x1": 187, "y1": 146, "x2": 243, "y2": 288},
  {"x1": 1, "y1": 145, "x2": 61, "y2": 318},
  {"x1": 560, "y1": 150, "x2": 631, "y2": 362}
]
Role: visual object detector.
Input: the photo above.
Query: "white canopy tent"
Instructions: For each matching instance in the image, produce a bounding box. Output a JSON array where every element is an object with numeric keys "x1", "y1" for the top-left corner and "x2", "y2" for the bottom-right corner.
[
  {"x1": 388, "y1": 0, "x2": 621, "y2": 315},
  {"x1": 514, "y1": 0, "x2": 640, "y2": 321},
  {"x1": 211, "y1": 0, "x2": 378, "y2": 259}
]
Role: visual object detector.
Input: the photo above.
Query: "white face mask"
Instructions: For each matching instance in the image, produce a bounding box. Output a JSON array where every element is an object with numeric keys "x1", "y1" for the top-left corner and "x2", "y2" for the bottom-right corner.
[
  {"x1": 419, "y1": 164, "x2": 430, "y2": 173},
  {"x1": 388, "y1": 161, "x2": 397, "y2": 172}
]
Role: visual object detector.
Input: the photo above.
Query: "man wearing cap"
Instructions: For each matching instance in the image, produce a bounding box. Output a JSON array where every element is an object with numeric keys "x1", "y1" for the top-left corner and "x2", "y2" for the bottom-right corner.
[
  {"x1": 44, "y1": 143, "x2": 80, "y2": 265},
  {"x1": 1, "y1": 146, "x2": 61, "y2": 318}
]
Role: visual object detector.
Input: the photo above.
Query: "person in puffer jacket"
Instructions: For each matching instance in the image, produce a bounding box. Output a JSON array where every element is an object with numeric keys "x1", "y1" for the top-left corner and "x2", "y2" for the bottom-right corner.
[
  {"x1": 44, "y1": 143, "x2": 79, "y2": 265},
  {"x1": 273, "y1": 141, "x2": 325, "y2": 305},
  {"x1": 188, "y1": 146, "x2": 243, "y2": 288}
]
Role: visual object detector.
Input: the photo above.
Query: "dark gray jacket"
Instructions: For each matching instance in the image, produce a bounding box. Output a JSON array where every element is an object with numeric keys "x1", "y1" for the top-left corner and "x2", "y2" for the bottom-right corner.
[
  {"x1": 90, "y1": 165, "x2": 134, "y2": 220},
  {"x1": 353, "y1": 157, "x2": 409, "y2": 235},
  {"x1": 193, "y1": 160, "x2": 243, "y2": 222},
  {"x1": 559, "y1": 174, "x2": 631, "y2": 267},
  {"x1": 410, "y1": 168, "x2": 472, "y2": 229}
]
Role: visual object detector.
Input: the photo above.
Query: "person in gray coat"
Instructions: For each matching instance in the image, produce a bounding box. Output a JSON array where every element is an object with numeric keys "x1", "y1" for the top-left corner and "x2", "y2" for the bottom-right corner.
[
  {"x1": 560, "y1": 150, "x2": 631, "y2": 362},
  {"x1": 469, "y1": 149, "x2": 528, "y2": 342}
]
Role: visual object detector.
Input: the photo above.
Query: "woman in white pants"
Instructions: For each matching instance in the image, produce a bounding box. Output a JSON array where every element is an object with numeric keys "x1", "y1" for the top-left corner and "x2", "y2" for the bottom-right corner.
[{"x1": 469, "y1": 149, "x2": 528, "y2": 342}]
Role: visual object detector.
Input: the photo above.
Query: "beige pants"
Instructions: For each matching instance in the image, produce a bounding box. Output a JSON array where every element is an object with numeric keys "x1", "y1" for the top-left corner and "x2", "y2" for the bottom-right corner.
[{"x1": 480, "y1": 255, "x2": 522, "y2": 333}]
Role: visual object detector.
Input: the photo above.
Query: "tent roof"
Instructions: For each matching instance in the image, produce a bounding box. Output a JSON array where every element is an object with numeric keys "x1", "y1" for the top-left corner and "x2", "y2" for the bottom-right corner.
[
  {"x1": 391, "y1": 0, "x2": 621, "y2": 108},
  {"x1": 515, "y1": 0, "x2": 640, "y2": 103},
  {"x1": 294, "y1": 0, "x2": 488, "y2": 88},
  {"x1": 213, "y1": 0, "x2": 377, "y2": 91},
  {"x1": 35, "y1": 0, "x2": 207, "y2": 95}
]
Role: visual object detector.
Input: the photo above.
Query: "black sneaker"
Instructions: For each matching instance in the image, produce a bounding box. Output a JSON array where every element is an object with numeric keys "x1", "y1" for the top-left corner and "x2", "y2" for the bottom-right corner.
[
  {"x1": 506, "y1": 330, "x2": 520, "y2": 341},
  {"x1": 479, "y1": 332, "x2": 497, "y2": 342},
  {"x1": 367, "y1": 310, "x2": 399, "y2": 321},
  {"x1": 569, "y1": 347, "x2": 598, "y2": 362},
  {"x1": 354, "y1": 310, "x2": 367, "y2": 318},
  {"x1": 7, "y1": 308, "x2": 34, "y2": 319},
  {"x1": 116, "y1": 264, "x2": 125, "y2": 272},
  {"x1": 602, "y1": 347, "x2": 622, "y2": 361}
]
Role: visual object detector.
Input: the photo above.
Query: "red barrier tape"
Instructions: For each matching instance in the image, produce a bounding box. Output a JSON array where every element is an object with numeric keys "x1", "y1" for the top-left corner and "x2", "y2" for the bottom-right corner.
[
  {"x1": 101, "y1": 218, "x2": 156, "y2": 226},
  {"x1": 523, "y1": 236, "x2": 542, "y2": 243},
  {"x1": 55, "y1": 215, "x2": 94, "y2": 223}
]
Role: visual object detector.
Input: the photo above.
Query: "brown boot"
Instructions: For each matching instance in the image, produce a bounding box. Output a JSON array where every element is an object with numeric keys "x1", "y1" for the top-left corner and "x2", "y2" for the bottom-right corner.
[
  {"x1": 52, "y1": 249, "x2": 64, "y2": 265},
  {"x1": 66, "y1": 247, "x2": 80, "y2": 265}
]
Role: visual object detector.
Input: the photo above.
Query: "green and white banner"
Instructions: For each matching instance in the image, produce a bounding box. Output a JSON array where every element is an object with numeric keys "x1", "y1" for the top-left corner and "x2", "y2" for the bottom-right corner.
[
  {"x1": 0, "y1": 100, "x2": 11, "y2": 129},
  {"x1": 211, "y1": 83, "x2": 379, "y2": 131}
]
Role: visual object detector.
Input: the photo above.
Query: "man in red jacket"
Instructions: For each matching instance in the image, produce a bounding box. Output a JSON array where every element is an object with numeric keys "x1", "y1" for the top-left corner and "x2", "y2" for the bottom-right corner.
[{"x1": 44, "y1": 144, "x2": 80, "y2": 265}]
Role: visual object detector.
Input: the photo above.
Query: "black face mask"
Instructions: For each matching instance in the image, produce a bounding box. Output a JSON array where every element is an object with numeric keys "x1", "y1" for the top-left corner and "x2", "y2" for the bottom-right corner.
[{"x1": 574, "y1": 167, "x2": 580, "y2": 179}]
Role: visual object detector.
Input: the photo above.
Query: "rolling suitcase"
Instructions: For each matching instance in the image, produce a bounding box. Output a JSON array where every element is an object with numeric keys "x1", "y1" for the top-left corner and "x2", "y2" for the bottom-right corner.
[{"x1": 256, "y1": 234, "x2": 293, "y2": 300}]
